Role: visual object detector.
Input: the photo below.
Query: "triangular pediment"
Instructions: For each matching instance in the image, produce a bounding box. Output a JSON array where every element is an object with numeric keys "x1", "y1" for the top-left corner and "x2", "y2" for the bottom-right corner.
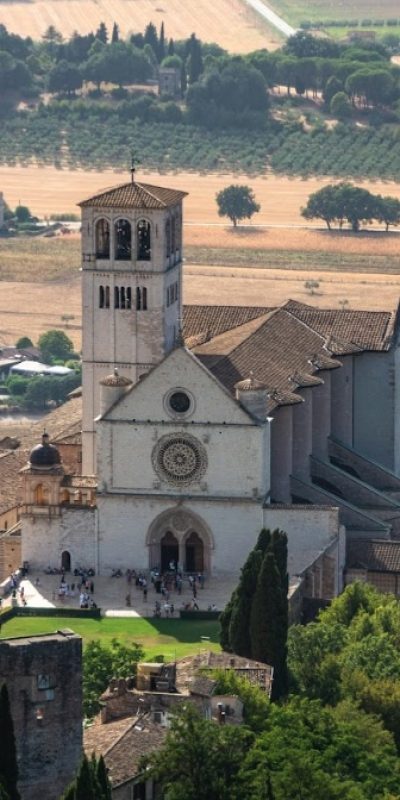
[{"x1": 101, "y1": 347, "x2": 256, "y2": 426}]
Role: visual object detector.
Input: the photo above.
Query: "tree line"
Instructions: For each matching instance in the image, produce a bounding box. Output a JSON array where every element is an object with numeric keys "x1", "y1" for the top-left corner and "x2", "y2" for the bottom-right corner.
[{"x1": 302, "y1": 182, "x2": 400, "y2": 231}]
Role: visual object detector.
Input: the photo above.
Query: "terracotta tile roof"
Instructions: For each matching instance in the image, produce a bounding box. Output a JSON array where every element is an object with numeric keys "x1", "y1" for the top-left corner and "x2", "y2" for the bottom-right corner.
[
  {"x1": 284, "y1": 300, "x2": 395, "y2": 352},
  {"x1": 347, "y1": 539, "x2": 400, "y2": 572},
  {"x1": 175, "y1": 651, "x2": 273, "y2": 694},
  {"x1": 79, "y1": 181, "x2": 187, "y2": 210},
  {"x1": 183, "y1": 305, "x2": 271, "y2": 343},
  {"x1": 0, "y1": 449, "x2": 26, "y2": 514},
  {"x1": 192, "y1": 308, "x2": 340, "y2": 411},
  {"x1": 53, "y1": 420, "x2": 82, "y2": 446},
  {"x1": 85, "y1": 713, "x2": 167, "y2": 788}
]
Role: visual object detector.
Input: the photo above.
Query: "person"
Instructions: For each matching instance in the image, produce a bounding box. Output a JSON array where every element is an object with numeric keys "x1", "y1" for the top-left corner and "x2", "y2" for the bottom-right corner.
[
  {"x1": 35, "y1": 577, "x2": 40, "y2": 587},
  {"x1": 90, "y1": 580, "x2": 94, "y2": 594},
  {"x1": 143, "y1": 585, "x2": 148, "y2": 601},
  {"x1": 126, "y1": 592, "x2": 131, "y2": 607},
  {"x1": 193, "y1": 599, "x2": 199, "y2": 611}
]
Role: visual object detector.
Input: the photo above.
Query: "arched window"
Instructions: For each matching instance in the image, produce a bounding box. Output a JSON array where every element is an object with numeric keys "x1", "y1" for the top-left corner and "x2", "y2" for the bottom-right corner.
[
  {"x1": 34, "y1": 484, "x2": 48, "y2": 506},
  {"x1": 175, "y1": 213, "x2": 181, "y2": 252},
  {"x1": 95, "y1": 219, "x2": 110, "y2": 259},
  {"x1": 171, "y1": 216, "x2": 176, "y2": 258},
  {"x1": 136, "y1": 287, "x2": 148, "y2": 311},
  {"x1": 136, "y1": 287, "x2": 141, "y2": 311},
  {"x1": 105, "y1": 286, "x2": 110, "y2": 308},
  {"x1": 115, "y1": 219, "x2": 131, "y2": 260},
  {"x1": 99, "y1": 285, "x2": 105, "y2": 308},
  {"x1": 120, "y1": 286, "x2": 126, "y2": 309},
  {"x1": 165, "y1": 219, "x2": 171, "y2": 258},
  {"x1": 126, "y1": 287, "x2": 132, "y2": 309},
  {"x1": 137, "y1": 219, "x2": 151, "y2": 261},
  {"x1": 142, "y1": 287, "x2": 148, "y2": 310},
  {"x1": 114, "y1": 286, "x2": 120, "y2": 309}
]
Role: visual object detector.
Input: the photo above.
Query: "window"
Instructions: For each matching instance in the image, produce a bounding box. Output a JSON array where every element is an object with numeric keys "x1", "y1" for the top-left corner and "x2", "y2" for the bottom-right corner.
[
  {"x1": 137, "y1": 287, "x2": 148, "y2": 311},
  {"x1": 165, "y1": 219, "x2": 171, "y2": 258},
  {"x1": 115, "y1": 219, "x2": 132, "y2": 260},
  {"x1": 105, "y1": 286, "x2": 110, "y2": 308},
  {"x1": 126, "y1": 287, "x2": 132, "y2": 309},
  {"x1": 99, "y1": 285, "x2": 105, "y2": 308},
  {"x1": 114, "y1": 286, "x2": 120, "y2": 309},
  {"x1": 120, "y1": 286, "x2": 126, "y2": 309},
  {"x1": 137, "y1": 219, "x2": 151, "y2": 260},
  {"x1": 171, "y1": 215, "x2": 176, "y2": 258},
  {"x1": 95, "y1": 219, "x2": 110, "y2": 259}
]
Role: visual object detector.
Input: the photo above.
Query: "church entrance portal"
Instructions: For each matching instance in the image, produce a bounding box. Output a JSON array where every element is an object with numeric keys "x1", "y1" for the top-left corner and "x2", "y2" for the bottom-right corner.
[
  {"x1": 160, "y1": 531, "x2": 179, "y2": 572},
  {"x1": 185, "y1": 532, "x2": 204, "y2": 572},
  {"x1": 61, "y1": 550, "x2": 71, "y2": 572}
]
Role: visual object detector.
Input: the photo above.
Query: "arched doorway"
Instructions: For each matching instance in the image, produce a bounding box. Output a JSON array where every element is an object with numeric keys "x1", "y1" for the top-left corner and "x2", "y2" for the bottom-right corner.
[
  {"x1": 61, "y1": 550, "x2": 71, "y2": 572},
  {"x1": 185, "y1": 532, "x2": 204, "y2": 572},
  {"x1": 160, "y1": 531, "x2": 179, "y2": 573}
]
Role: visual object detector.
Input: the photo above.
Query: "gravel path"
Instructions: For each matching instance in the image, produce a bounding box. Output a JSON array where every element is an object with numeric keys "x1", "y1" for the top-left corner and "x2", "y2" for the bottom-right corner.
[{"x1": 244, "y1": 0, "x2": 296, "y2": 37}]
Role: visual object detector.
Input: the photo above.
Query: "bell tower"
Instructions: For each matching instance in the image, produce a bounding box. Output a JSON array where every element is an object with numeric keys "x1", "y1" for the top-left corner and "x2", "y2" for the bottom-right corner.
[{"x1": 79, "y1": 176, "x2": 187, "y2": 474}]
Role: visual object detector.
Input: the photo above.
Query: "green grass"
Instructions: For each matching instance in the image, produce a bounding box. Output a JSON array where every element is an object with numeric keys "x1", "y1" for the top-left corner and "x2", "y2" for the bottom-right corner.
[
  {"x1": 0, "y1": 616, "x2": 221, "y2": 661},
  {"x1": 268, "y1": 0, "x2": 399, "y2": 25}
]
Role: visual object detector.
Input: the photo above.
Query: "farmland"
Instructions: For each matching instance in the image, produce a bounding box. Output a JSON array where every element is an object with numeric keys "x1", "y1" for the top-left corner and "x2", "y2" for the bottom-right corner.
[
  {"x1": 269, "y1": 0, "x2": 400, "y2": 25},
  {"x1": 2, "y1": 165, "x2": 400, "y2": 224},
  {"x1": 0, "y1": 0, "x2": 279, "y2": 52}
]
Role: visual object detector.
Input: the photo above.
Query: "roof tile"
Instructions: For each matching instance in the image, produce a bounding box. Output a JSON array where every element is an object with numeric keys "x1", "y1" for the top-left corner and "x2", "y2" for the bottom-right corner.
[{"x1": 79, "y1": 181, "x2": 187, "y2": 210}]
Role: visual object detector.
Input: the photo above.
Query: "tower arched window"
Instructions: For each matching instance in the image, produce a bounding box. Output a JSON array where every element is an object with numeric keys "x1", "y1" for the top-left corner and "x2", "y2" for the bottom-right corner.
[
  {"x1": 114, "y1": 286, "x2": 120, "y2": 309},
  {"x1": 136, "y1": 287, "x2": 141, "y2": 311},
  {"x1": 115, "y1": 219, "x2": 132, "y2": 261},
  {"x1": 165, "y1": 219, "x2": 171, "y2": 259},
  {"x1": 171, "y1": 215, "x2": 176, "y2": 259},
  {"x1": 126, "y1": 287, "x2": 132, "y2": 309},
  {"x1": 136, "y1": 287, "x2": 148, "y2": 311},
  {"x1": 105, "y1": 286, "x2": 110, "y2": 308},
  {"x1": 95, "y1": 219, "x2": 110, "y2": 259},
  {"x1": 142, "y1": 287, "x2": 148, "y2": 310},
  {"x1": 99, "y1": 285, "x2": 105, "y2": 308},
  {"x1": 120, "y1": 286, "x2": 126, "y2": 309},
  {"x1": 137, "y1": 219, "x2": 151, "y2": 261}
]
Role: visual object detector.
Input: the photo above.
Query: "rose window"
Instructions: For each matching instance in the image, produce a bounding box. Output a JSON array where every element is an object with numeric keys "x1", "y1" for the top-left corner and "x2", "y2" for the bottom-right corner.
[{"x1": 152, "y1": 434, "x2": 207, "y2": 485}]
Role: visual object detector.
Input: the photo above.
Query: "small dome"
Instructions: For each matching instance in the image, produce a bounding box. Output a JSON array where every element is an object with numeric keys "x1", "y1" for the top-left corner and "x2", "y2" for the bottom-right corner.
[
  {"x1": 235, "y1": 375, "x2": 266, "y2": 392},
  {"x1": 29, "y1": 433, "x2": 61, "y2": 468},
  {"x1": 100, "y1": 368, "x2": 133, "y2": 388}
]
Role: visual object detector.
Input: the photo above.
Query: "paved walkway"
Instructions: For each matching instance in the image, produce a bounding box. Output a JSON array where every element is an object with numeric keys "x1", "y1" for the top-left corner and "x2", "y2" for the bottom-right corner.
[
  {"x1": 244, "y1": 0, "x2": 296, "y2": 38},
  {"x1": 5, "y1": 572, "x2": 239, "y2": 618}
]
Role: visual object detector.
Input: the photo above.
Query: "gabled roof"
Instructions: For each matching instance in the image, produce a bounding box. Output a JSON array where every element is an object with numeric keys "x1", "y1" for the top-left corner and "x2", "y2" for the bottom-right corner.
[
  {"x1": 79, "y1": 181, "x2": 187, "y2": 210},
  {"x1": 347, "y1": 539, "x2": 400, "y2": 572},
  {"x1": 183, "y1": 304, "x2": 271, "y2": 344},
  {"x1": 192, "y1": 308, "x2": 340, "y2": 412},
  {"x1": 284, "y1": 300, "x2": 395, "y2": 352}
]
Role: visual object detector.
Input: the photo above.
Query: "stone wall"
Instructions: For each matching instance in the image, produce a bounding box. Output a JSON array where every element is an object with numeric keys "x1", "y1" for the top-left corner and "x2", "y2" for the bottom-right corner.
[
  {"x1": 0, "y1": 630, "x2": 82, "y2": 800},
  {"x1": 21, "y1": 507, "x2": 96, "y2": 572}
]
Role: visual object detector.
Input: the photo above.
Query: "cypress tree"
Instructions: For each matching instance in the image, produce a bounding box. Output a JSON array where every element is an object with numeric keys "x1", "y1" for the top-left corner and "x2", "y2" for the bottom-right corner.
[
  {"x1": 0, "y1": 684, "x2": 20, "y2": 800},
  {"x1": 75, "y1": 755, "x2": 97, "y2": 800},
  {"x1": 271, "y1": 529, "x2": 288, "y2": 590},
  {"x1": 144, "y1": 23, "x2": 159, "y2": 57},
  {"x1": 249, "y1": 550, "x2": 288, "y2": 701},
  {"x1": 219, "y1": 589, "x2": 237, "y2": 651},
  {"x1": 158, "y1": 22, "x2": 166, "y2": 62},
  {"x1": 111, "y1": 22, "x2": 119, "y2": 43},
  {"x1": 256, "y1": 528, "x2": 271, "y2": 554},
  {"x1": 168, "y1": 38, "x2": 175, "y2": 56},
  {"x1": 229, "y1": 549, "x2": 262, "y2": 657},
  {"x1": 59, "y1": 784, "x2": 75, "y2": 800},
  {"x1": 186, "y1": 34, "x2": 203, "y2": 83},
  {"x1": 96, "y1": 756, "x2": 112, "y2": 800}
]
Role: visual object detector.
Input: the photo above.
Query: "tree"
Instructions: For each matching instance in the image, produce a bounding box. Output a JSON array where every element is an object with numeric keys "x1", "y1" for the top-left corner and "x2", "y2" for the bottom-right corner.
[
  {"x1": 250, "y1": 549, "x2": 288, "y2": 700},
  {"x1": 229, "y1": 548, "x2": 262, "y2": 657},
  {"x1": 96, "y1": 756, "x2": 112, "y2": 800},
  {"x1": 145, "y1": 704, "x2": 252, "y2": 800},
  {"x1": 186, "y1": 33, "x2": 203, "y2": 83},
  {"x1": 305, "y1": 279, "x2": 319, "y2": 295},
  {"x1": 330, "y1": 91, "x2": 352, "y2": 119},
  {"x1": 216, "y1": 185, "x2": 260, "y2": 227},
  {"x1": 83, "y1": 638, "x2": 144, "y2": 717},
  {"x1": 144, "y1": 23, "x2": 158, "y2": 58},
  {"x1": 111, "y1": 22, "x2": 119, "y2": 44},
  {"x1": 0, "y1": 684, "x2": 20, "y2": 800},
  {"x1": 95, "y1": 23, "x2": 108, "y2": 44},
  {"x1": 38, "y1": 329, "x2": 73, "y2": 362},
  {"x1": 48, "y1": 59, "x2": 82, "y2": 95},
  {"x1": 375, "y1": 195, "x2": 400, "y2": 231},
  {"x1": 15, "y1": 205, "x2": 30, "y2": 223},
  {"x1": 158, "y1": 21, "x2": 166, "y2": 62},
  {"x1": 15, "y1": 336, "x2": 33, "y2": 348}
]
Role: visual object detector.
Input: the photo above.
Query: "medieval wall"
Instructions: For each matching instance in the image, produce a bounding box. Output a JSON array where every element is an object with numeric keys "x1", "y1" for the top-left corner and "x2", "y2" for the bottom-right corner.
[{"x1": 21, "y1": 507, "x2": 96, "y2": 572}]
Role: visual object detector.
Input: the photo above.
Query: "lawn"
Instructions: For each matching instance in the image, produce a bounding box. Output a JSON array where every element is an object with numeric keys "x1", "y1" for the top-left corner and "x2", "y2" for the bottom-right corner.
[
  {"x1": 0, "y1": 616, "x2": 221, "y2": 661},
  {"x1": 268, "y1": 0, "x2": 400, "y2": 25}
]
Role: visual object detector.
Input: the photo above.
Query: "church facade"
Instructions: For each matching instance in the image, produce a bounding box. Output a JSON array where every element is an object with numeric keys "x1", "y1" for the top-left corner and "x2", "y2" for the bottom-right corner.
[{"x1": 19, "y1": 176, "x2": 400, "y2": 600}]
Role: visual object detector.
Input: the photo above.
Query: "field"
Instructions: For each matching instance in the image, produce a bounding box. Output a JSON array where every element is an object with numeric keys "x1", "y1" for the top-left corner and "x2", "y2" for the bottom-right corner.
[
  {"x1": 1, "y1": 231, "x2": 400, "y2": 348},
  {"x1": 0, "y1": 0, "x2": 279, "y2": 52},
  {"x1": 2, "y1": 165, "x2": 400, "y2": 224},
  {"x1": 0, "y1": 616, "x2": 220, "y2": 660},
  {"x1": 269, "y1": 0, "x2": 400, "y2": 25}
]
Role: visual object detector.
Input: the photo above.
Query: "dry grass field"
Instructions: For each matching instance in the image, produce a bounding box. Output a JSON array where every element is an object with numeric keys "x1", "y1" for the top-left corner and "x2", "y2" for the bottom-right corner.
[
  {"x1": 0, "y1": 0, "x2": 279, "y2": 52},
  {"x1": 2, "y1": 165, "x2": 400, "y2": 228},
  {"x1": 1, "y1": 260, "x2": 400, "y2": 350}
]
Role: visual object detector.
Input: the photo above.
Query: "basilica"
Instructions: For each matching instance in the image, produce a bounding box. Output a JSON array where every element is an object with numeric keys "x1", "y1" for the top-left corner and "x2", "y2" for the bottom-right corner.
[{"x1": 11, "y1": 175, "x2": 400, "y2": 603}]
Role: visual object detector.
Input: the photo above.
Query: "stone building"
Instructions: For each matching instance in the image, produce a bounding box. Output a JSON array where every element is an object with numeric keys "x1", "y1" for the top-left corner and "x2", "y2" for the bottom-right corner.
[
  {"x1": 0, "y1": 629, "x2": 82, "y2": 800},
  {"x1": 7, "y1": 174, "x2": 400, "y2": 603}
]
